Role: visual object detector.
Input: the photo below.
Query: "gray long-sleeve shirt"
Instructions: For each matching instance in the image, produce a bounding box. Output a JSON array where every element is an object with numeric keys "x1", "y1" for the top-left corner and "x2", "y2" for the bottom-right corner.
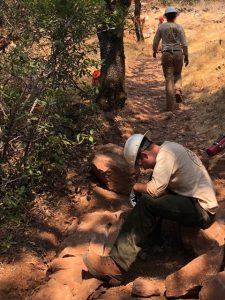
[{"x1": 153, "y1": 22, "x2": 188, "y2": 54}]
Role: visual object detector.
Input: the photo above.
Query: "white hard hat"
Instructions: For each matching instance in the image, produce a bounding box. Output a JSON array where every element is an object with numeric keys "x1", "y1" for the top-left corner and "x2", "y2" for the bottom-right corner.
[
  {"x1": 164, "y1": 6, "x2": 177, "y2": 15},
  {"x1": 124, "y1": 131, "x2": 152, "y2": 167}
]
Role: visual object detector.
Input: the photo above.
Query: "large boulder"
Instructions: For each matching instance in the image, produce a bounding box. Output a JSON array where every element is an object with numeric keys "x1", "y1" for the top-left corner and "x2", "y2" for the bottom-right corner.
[
  {"x1": 91, "y1": 143, "x2": 137, "y2": 195},
  {"x1": 165, "y1": 245, "x2": 224, "y2": 298},
  {"x1": 159, "y1": 221, "x2": 218, "y2": 257},
  {"x1": 179, "y1": 204, "x2": 225, "y2": 256},
  {"x1": 199, "y1": 271, "x2": 225, "y2": 300},
  {"x1": 180, "y1": 227, "x2": 219, "y2": 257},
  {"x1": 204, "y1": 203, "x2": 225, "y2": 246}
]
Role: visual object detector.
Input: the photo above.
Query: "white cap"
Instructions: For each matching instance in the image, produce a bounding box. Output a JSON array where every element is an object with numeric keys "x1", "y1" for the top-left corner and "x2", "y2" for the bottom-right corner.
[
  {"x1": 164, "y1": 6, "x2": 177, "y2": 15},
  {"x1": 123, "y1": 131, "x2": 152, "y2": 167}
]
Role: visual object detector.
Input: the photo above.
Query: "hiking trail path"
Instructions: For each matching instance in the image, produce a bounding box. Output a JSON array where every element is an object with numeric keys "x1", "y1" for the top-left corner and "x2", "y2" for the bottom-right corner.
[{"x1": 1, "y1": 46, "x2": 225, "y2": 300}]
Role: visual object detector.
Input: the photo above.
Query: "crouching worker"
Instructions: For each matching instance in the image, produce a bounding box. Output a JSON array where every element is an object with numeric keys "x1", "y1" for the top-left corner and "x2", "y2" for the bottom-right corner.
[{"x1": 83, "y1": 131, "x2": 218, "y2": 284}]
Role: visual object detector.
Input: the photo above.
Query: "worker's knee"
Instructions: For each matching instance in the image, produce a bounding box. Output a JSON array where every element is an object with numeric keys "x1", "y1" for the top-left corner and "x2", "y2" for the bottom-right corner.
[{"x1": 138, "y1": 194, "x2": 158, "y2": 207}]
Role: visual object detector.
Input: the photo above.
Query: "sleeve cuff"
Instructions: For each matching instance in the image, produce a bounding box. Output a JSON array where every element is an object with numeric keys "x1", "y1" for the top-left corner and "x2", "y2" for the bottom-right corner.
[{"x1": 146, "y1": 180, "x2": 160, "y2": 198}]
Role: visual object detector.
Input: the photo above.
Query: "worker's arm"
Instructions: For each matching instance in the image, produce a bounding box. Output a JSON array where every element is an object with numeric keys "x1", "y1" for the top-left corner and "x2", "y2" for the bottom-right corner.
[
  {"x1": 133, "y1": 182, "x2": 148, "y2": 194},
  {"x1": 180, "y1": 27, "x2": 189, "y2": 66},
  {"x1": 146, "y1": 151, "x2": 176, "y2": 198},
  {"x1": 153, "y1": 28, "x2": 161, "y2": 56}
]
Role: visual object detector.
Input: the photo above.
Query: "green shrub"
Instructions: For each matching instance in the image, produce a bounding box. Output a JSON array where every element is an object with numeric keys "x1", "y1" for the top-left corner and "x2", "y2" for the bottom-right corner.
[{"x1": 0, "y1": 0, "x2": 101, "y2": 221}]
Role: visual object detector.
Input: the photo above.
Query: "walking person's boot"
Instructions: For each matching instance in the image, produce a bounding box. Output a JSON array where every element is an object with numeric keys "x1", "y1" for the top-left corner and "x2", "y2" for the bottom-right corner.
[
  {"x1": 83, "y1": 251, "x2": 124, "y2": 285},
  {"x1": 175, "y1": 88, "x2": 183, "y2": 103}
]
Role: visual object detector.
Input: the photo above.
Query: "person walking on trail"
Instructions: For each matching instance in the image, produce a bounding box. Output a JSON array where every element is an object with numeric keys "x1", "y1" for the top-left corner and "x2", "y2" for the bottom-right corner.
[
  {"x1": 83, "y1": 131, "x2": 218, "y2": 285},
  {"x1": 153, "y1": 7, "x2": 189, "y2": 111}
]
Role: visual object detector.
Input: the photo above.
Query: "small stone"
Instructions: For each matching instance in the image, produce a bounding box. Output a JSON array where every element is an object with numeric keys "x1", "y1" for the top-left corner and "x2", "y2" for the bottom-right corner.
[
  {"x1": 184, "y1": 124, "x2": 192, "y2": 131},
  {"x1": 132, "y1": 277, "x2": 161, "y2": 297},
  {"x1": 38, "y1": 231, "x2": 58, "y2": 247},
  {"x1": 75, "y1": 186, "x2": 81, "y2": 193},
  {"x1": 66, "y1": 218, "x2": 78, "y2": 235}
]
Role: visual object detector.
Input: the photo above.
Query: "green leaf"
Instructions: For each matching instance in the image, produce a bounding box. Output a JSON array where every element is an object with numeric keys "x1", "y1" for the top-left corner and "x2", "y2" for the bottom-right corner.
[
  {"x1": 77, "y1": 133, "x2": 81, "y2": 142},
  {"x1": 89, "y1": 136, "x2": 94, "y2": 143}
]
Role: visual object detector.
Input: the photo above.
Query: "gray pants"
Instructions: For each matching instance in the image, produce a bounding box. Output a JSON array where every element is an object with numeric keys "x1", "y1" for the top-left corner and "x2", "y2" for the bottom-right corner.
[
  {"x1": 162, "y1": 51, "x2": 183, "y2": 111},
  {"x1": 110, "y1": 193, "x2": 214, "y2": 271}
]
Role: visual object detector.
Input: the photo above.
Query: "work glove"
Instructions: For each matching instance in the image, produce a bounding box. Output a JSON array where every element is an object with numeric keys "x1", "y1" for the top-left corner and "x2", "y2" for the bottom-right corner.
[
  {"x1": 184, "y1": 55, "x2": 189, "y2": 66},
  {"x1": 129, "y1": 189, "x2": 138, "y2": 207}
]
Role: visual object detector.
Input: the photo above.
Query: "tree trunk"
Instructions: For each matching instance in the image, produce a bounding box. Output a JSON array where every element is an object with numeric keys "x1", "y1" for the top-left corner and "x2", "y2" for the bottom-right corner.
[
  {"x1": 134, "y1": 0, "x2": 144, "y2": 42},
  {"x1": 97, "y1": 28, "x2": 126, "y2": 110},
  {"x1": 96, "y1": 0, "x2": 132, "y2": 111}
]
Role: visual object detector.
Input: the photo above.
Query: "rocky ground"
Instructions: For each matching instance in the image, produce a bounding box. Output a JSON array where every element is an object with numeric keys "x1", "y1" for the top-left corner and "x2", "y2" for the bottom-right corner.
[{"x1": 1, "y1": 2, "x2": 225, "y2": 300}]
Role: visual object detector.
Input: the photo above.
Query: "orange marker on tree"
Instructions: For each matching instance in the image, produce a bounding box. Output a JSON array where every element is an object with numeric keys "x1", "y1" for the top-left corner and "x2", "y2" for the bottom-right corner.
[{"x1": 92, "y1": 69, "x2": 101, "y2": 86}]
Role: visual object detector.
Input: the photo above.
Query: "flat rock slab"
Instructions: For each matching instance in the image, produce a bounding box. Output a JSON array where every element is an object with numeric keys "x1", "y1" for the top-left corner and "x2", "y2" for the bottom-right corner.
[
  {"x1": 32, "y1": 210, "x2": 124, "y2": 300},
  {"x1": 165, "y1": 245, "x2": 224, "y2": 298},
  {"x1": 91, "y1": 143, "x2": 137, "y2": 195},
  {"x1": 132, "y1": 277, "x2": 161, "y2": 297},
  {"x1": 32, "y1": 279, "x2": 74, "y2": 300},
  {"x1": 58, "y1": 210, "x2": 124, "y2": 258},
  {"x1": 90, "y1": 186, "x2": 130, "y2": 211},
  {"x1": 32, "y1": 277, "x2": 102, "y2": 300},
  {"x1": 199, "y1": 271, "x2": 225, "y2": 300},
  {"x1": 73, "y1": 278, "x2": 103, "y2": 300},
  {"x1": 48, "y1": 256, "x2": 84, "y2": 289}
]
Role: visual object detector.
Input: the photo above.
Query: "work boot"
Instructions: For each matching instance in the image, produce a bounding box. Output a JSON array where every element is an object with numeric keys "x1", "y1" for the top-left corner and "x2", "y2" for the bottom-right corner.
[
  {"x1": 83, "y1": 251, "x2": 123, "y2": 285},
  {"x1": 175, "y1": 91, "x2": 183, "y2": 103}
]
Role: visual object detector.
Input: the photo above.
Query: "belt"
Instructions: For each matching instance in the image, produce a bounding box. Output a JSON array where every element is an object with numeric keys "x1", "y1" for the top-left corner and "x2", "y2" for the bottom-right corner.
[{"x1": 163, "y1": 49, "x2": 182, "y2": 53}]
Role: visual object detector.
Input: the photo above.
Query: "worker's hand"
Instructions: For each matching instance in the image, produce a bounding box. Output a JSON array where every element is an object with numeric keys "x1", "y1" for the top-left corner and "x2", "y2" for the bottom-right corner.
[
  {"x1": 153, "y1": 52, "x2": 157, "y2": 58},
  {"x1": 133, "y1": 182, "x2": 148, "y2": 194},
  {"x1": 184, "y1": 56, "x2": 189, "y2": 66}
]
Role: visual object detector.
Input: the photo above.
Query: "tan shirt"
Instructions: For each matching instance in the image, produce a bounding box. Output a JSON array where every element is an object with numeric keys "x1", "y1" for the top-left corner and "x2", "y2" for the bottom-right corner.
[
  {"x1": 147, "y1": 142, "x2": 218, "y2": 214},
  {"x1": 153, "y1": 22, "x2": 187, "y2": 53}
]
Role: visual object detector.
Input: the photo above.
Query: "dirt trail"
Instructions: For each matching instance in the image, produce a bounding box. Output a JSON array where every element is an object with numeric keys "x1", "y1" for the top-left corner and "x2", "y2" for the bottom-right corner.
[
  {"x1": 117, "y1": 51, "x2": 197, "y2": 153},
  {"x1": 1, "y1": 43, "x2": 225, "y2": 300}
]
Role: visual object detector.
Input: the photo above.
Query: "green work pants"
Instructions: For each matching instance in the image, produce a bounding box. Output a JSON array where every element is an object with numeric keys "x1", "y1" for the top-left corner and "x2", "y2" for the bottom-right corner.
[
  {"x1": 110, "y1": 193, "x2": 213, "y2": 271},
  {"x1": 162, "y1": 51, "x2": 183, "y2": 111}
]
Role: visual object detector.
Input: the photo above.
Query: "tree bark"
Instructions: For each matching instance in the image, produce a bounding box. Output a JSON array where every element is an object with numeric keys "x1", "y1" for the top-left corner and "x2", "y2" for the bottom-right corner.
[
  {"x1": 96, "y1": 0, "x2": 132, "y2": 111},
  {"x1": 134, "y1": 0, "x2": 144, "y2": 42},
  {"x1": 97, "y1": 27, "x2": 126, "y2": 110}
]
